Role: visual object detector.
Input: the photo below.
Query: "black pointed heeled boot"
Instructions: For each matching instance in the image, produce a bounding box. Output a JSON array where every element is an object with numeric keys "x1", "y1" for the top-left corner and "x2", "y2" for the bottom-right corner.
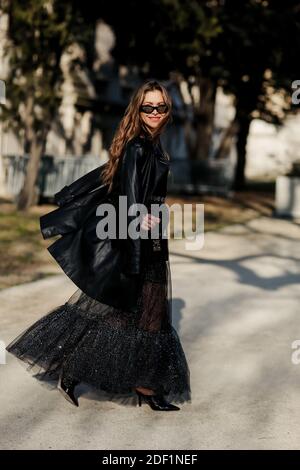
[
  {"x1": 57, "y1": 373, "x2": 80, "y2": 407},
  {"x1": 136, "y1": 390, "x2": 180, "y2": 411}
]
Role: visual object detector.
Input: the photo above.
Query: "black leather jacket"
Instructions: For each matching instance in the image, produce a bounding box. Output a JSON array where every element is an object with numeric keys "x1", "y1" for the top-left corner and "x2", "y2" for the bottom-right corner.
[{"x1": 40, "y1": 134, "x2": 170, "y2": 313}]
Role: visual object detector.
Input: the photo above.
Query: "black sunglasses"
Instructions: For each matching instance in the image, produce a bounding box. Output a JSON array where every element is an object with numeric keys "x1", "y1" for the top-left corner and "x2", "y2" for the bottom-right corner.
[{"x1": 140, "y1": 104, "x2": 169, "y2": 114}]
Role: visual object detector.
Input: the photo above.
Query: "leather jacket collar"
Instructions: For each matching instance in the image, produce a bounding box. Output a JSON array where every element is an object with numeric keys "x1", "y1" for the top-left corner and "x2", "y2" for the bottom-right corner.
[{"x1": 135, "y1": 133, "x2": 167, "y2": 162}]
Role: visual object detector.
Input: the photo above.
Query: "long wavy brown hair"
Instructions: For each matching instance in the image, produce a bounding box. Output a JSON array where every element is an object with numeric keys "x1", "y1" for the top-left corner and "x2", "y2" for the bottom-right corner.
[{"x1": 102, "y1": 79, "x2": 173, "y2": 193}]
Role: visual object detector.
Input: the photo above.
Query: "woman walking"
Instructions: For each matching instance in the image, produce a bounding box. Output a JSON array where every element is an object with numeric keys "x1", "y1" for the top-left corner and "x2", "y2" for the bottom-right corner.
[{"x1": 6, "y1": 79, "x2": 191, "y2": 411}]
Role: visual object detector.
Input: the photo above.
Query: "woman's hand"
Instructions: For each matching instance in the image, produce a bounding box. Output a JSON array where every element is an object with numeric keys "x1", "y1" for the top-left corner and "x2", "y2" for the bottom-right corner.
[{"x1": 141, "y1": 213, "x2": 160, "y2": 231}]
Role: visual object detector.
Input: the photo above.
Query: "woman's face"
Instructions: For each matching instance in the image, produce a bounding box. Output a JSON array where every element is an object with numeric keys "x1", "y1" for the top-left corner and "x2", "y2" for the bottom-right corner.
[{"x1": 140, "y1": 89, "x2": 167, "y2": 132}]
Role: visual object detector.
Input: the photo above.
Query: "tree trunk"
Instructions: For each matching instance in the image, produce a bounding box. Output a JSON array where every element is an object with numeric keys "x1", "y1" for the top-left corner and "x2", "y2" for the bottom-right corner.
[
  {"x1": 0, "y1": 120, "x2": 7, "y2": 198},
  {"x1": 232, "y1": 114, "x2": 251, "y2": 191},
  {"x1": 193, "y1": 76, "x2": 216, "y2": 161},
  {"x1": 16, "y1": 134, "x2": 46, "y2": 210},
  {"x1": 16, "y1": 92, "x2": 49, "y2": 211},
  {"x1": 214, "y1": 119, "x2": 239, "y2": 160}
]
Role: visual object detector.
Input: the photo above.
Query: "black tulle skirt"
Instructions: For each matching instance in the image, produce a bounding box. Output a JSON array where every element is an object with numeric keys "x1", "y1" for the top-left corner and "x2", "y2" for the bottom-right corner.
[{"x1": 6, "y1": 259, "x2": 191, "y2": 405}]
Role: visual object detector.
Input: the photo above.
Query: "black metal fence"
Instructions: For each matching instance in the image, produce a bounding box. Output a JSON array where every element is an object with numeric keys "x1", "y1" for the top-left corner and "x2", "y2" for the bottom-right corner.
[
  {"x1": 168, "y1": 157, "x2": 234, "y2": 196},
  {"x1": 2, "y1": 154, "x2": 235, "y2": 201},
  {"x1": 2, "y1": 154, "x2": 103, "y2": 200}
]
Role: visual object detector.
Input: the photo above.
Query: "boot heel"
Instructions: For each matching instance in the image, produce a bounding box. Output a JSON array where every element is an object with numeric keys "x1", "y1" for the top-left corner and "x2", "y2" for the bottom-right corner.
[
  {"x1": 136, "y1": 390, "x2": 143, "y2": 407},
  {"x1": 135, "y1": 389, "x2": 180, "y2": 411},
  {"x1": 57, "y1": 372, "x2": 79, "y2": 407}
]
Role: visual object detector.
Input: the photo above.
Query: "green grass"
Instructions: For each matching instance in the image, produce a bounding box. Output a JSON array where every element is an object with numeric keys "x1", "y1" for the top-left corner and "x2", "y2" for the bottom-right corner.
[{"x1": 0, "y1": 204, "x2": 60, "y2": 289}]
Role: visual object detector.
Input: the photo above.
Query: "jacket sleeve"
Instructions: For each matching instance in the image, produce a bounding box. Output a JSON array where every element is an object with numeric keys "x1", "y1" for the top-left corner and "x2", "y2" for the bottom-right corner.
[
  {"x1": 54, "y1": 162, "x2": 109, "y2": 207},
  {"x1": 119, "y1": 141, "x2": 144, "y2": 276}
]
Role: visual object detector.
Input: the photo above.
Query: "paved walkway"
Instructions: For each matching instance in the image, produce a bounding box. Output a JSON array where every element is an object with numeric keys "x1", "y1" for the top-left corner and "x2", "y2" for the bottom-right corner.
[{"x1": 1, "y1": 215, "x2": 300, "y2": 449}]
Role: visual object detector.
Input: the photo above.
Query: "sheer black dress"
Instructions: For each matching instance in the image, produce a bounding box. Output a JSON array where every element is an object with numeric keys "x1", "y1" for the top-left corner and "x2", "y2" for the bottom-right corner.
[{"x1": 6, "y1": 136, "x2": 191, "y2": 406}]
